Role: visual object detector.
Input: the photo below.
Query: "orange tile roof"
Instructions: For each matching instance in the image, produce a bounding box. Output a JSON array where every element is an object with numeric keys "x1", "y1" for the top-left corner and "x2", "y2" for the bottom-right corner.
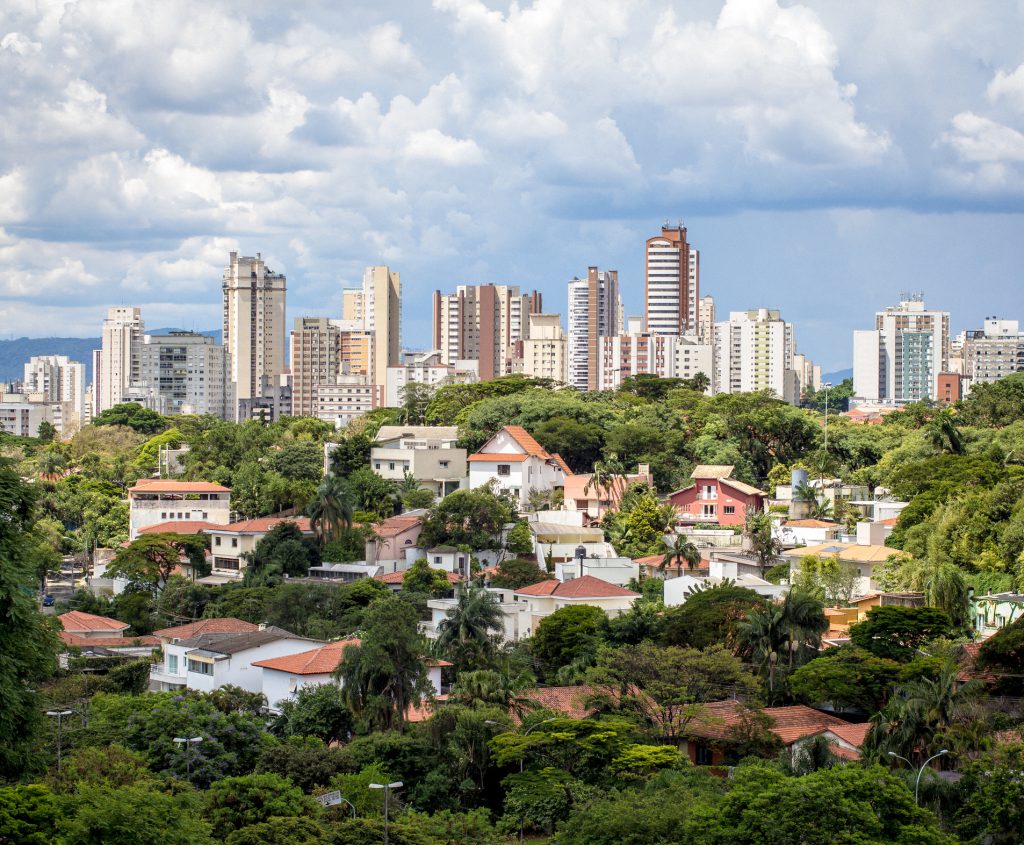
[
  {"x1": 686, "y1": 700, "x2": 866, "y2": 747},
  {"x1": 502, "y1": 425, "x2": 550, "y2": 458},
  {"x1": 521, "y1": 685, "x2": 599, "y2": 720},
  {"x1": 878, "y1": 517, "x2": 900, "y2": 526},
  {"x1": 59, "y1": 632, "x2": 160, "y2": 648},
  {"x1": 154, "y1": 618, "x2": 260, "y2": 640},
  {"x1": 215, "y1": 517, "x2": 313, "y2": 534},
  {"x1": 59, "y1": 611, "x2": 129, "y2": 633},
  {"x1": 515, "y1": 574, "x2": 639, "y2": 599},
  {"x1": 550, "y1": 453, "x2": 573, "y2": 476},
  {"x1": 785, "y1": 519, "x2": 841, "y2": 529},
  {"x1": 139, "y1": 520, "x2": 225, "y2": 535},
  {"x1": 373, "y1": 515, "x2": 423, "y2": 538},
  {"x1": 253, "y1": 638, "x2": 361, "y2": 674},
  {"x1": 406, "y1": 694, "x2": 448, "y2": 723},
  {"x1": 129, "y1": 480, "x2": 231, "y2": 493}
]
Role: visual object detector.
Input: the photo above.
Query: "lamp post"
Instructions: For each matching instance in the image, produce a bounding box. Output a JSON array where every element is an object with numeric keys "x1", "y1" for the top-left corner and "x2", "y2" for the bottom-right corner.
[
  {"x1": 173, "y1": 736, "x2": 204, "y2": 780},
  {"x1": 46, "y1": 709, "x2": 74, "y2": 772},
  {"x1": 369, "y1": 781, "x2": 403, "y2": 845},
  {"x1": 888, "y1": 749, "x2": 948, "y2": 804},
  {"x1": 486, "y1": 717, "x2": 560, "y2": 842}
]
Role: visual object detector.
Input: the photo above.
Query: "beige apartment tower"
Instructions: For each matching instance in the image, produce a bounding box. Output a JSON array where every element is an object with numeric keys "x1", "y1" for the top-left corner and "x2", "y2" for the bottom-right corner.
[
  {"x1": 222, "y1": 252, "x2": 287, "y2": 415},
  {"x1": 361, "y1": 266, "x2": 401, "y2": 388},
  {"x1": 98, "y1": 307, "x2": 144, "y2": 413},
  {"x1": 567, "y1": 267, "x2": 622, "y2": 391},
  {"x1": 646, "y1": 224, "x2": 699, "y2": 335},
  {"x1": 290, "y1": 318, "x2": 342, "y2": 418}
]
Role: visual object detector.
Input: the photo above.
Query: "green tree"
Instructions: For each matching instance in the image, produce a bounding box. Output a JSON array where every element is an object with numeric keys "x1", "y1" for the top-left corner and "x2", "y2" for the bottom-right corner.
[
  {"x1": 267, "y1": 441, "x2": 324, "y2": 482},
  {"x1": 348, "y1": 467, "x2": 399, "y2": 519},
  {"x1": 401, "y1": 487, "x2": 436, "y2": 511},
  {"x1": 505, "y1": 520, "x2": 533, "y2": 556},
  {"x1": 398, "y1": 383, "x2": 435, "y2": 426},
  {"x1": 435, "y1": 582, "x2": 506, "y2": 668},
  {"x1": 336, "y1": 596, "x2": 433, "y2": 733},
  {"x1": 738, "y1": 590, "x2": 828, "y2": 695},
  {"x1": 745, "y1": 509, "x2": 783, "y2": 578},
  {"x1": 203, "y1": 772, "x2": 319, "y2": 840},
  {"x1": 530, "y1": 605, "x2": 607, "y2": 678},
  {"x1": 662, "y1": 583, "x2": 767, "y2": 650},
  {"x1": 489, "y1": 557, "x2": 548, "y2": 589},
  {"x1": 36, "y1": 420, "x2": 57, "y2": 442},
  {"x1": 849, "y1": 605, "x2": 957, "y2": 662},
  {"x1": 660, "y1": 534, "x2": 700, "y2": 577},
  {"x1": 272, "y1": 683, "x2": 353, "y2": 743},
  {"x1": 308, "y1": 475, "x2": 355, "y2": 545},
  {"x1": 532, "y1": 416, "x2": 604, "y2": 474},
  {"x1": 106, "y1": 533, "x2": 209, "y2": 592},
  {"x1": 0, "y1": 784, "x2": 59, "y2": 845},
  {"x1": 60, "y1": 786, "x2": 213, "y2": 845},
  {"x1": 224, "y1": 817, "x2": 330, "y2": 845},
  {"x1": 418, "y1": 486, "x2": 514, "y2": 551},
  {"x1": 0, "y1": 461, "x2": 61, "y2": 780},
  {"x1": 790, "y1": 645, "x2": 901, "y2": 712},
  {"x1": 976, "y1": 615, "x2": 1024, "y2": 695},
  {"x1": 91, "y1": 403, "x2": 170, "y2": 435},
  {"x1": 326, "y1": 434, "x2": 374, "y2": 477},
  {"x1": 402, "y1": 559, "x2": 453, "y2": 598},
  {"x1": 255, "y1": 736, "x2": 348, "y2": 794},
  {"x1": 955, "y1": 742, "x2": 1024, "y2": 845}
]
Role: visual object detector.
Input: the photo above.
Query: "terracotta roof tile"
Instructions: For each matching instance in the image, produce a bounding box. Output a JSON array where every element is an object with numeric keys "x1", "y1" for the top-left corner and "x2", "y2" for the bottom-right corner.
[
  {"x1": 154, "y1": 618, "x2": 260, "y2": 640},
  {"x1": 375, "y1": 570, "x2": 463, "y2": 585},
  {"x1": 691, "y1": 465, "x2": 735, "y2": 479},
  {"x1": 550, "y1": 453, "x2": 573, "y2": 476},
  {"x1": 686, "y1": 700, "x2": 866, "y2": 747},
  {"x1": 468, "y1": 453, "x2": 530, "y2": 462},
  {"x1": 406, "y1": 694, "x2": 447, "y2": 723},
  {"x1": 521, "y1": 685, "x2": 599, "y2": 720},
  {"x1": 59, "y1": 611, "x2": 129, "y2": 633},
  {"x1": 215, "y1": 517, "x2": 313, "y2": 534},
  {"x1": 515, "y1": 574, "x2": 639, "y2": 599},
  {"x1": 60, "y1": 632, "x2": 160, "y2": 648},
  {"x1": 502, "y1": 426, "x2": 550, "y2": 458},
  {"x1": 129, "y1": 480, "x2": 231, "y2": 493},
  {"x1": 785, "y1": 519, "x2": 841, "y2": 529},
  {"x1": 253, "y1": 638, "x2": 361, "y2": 674},
  {"x1": 138, "y1": 521, "x2": 225, "y2": 535},
  {"x1": 373, "y1": 516, "x2": 423, "y2": 537}
]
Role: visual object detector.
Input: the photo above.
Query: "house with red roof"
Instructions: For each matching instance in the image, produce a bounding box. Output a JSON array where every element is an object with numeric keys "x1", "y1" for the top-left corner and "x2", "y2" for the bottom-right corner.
[
  {"x1": 669, "y1": 465, "x2": 765, "y2": 527},
  {"x1": 57, "y1": 611, "x2": 160, "y2": 659},
  {"x1": 514, "y1": 574, "x2": 639, "y2": 637},
  {"x1": 468, "y1": 425, "x2": 571, "y2": 510},
  {"x1": 128, "y1": 479, "x2": 232, "y2": 539},
  {"x1": 253, "y1": 638, "x2": 449, "y2": 711},
  {"x1": 204, "y1": 517, "x2": 314, "y2": 580},
  {"x1": 681, "y1": 700, "x2": 869, "y2": 766},
  {"x1": 365, "y1": 514, "x2": 424, "y2": 572}
]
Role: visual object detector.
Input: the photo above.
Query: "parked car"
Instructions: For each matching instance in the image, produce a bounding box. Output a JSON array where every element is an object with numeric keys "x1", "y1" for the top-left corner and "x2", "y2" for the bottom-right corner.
[{"x1": 42, "y1": 595, "x2": 55, "y2": 607}]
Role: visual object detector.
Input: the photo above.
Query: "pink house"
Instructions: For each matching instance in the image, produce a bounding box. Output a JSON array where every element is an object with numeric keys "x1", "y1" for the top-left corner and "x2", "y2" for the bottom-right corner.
[
  {"x1": 564, "y1": 464, "x2": 653, "y2": 524},
  {"x1": 669, "y1": 465, "x2": 765, "y2": 527},
  {"x1": 366, "y1": 515, "x2": 423, "y2": 571}
]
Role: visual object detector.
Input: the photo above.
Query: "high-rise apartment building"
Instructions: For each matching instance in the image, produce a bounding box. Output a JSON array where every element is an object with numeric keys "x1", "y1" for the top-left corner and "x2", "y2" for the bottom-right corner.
[
  {"x1": 852, "y1": 295, "x2": 949, "y2": 403},
  {"x1": 715, "y1": 308, "x2": 802, "y2": 403},
  {"x1": 222, "y1": 252, "x2": 286, "y2": 415},
  {"x1": 963, "y1": 318, "x2": 1024, "y2": 385},
  {"x1": 567, "y1": 267, "x2": 622, "y2": 391},
  {"x1": 515, "y1": 314, "x2": 568, "y2": 384},
  {"x1": 432, "y1": 284, "x2": 542, "y2": 380},
  {"x1": 125, "y1": 331, "x2": 233, "y2": 418},
  {"x1": 645, "y1": 224, "x2": 698, "y2": 336},
  {"x1": 290, "y1": 318, "x2": 342, "y2": 418},
  {"x1": 384, "y1": 351, "x2": 479, "y2": 407},
  {"x1": 98, "y1": 307, "x2": 144, "y2": 413},
  {"x1": 361, "y1": 266, "x2": 401, "y2": 388},
  {"x1": 698, "y1": 295, "x2": 716, "y2": 345},
  {"x1": 598, "y1": 334, "x2": 714, "y2": 392},
  {"x1": 23, "y1": 355, "x2": 87, "y2": 424}
]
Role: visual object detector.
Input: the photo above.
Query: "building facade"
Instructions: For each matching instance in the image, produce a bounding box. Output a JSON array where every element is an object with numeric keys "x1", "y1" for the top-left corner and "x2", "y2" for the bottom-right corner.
[
  {"x1": 315, "y1": 376, "x2": 384, "y2": 427},
  {"x1": 598, "y1": 333, "x2": 714, "y2": 391},
  {"x1": 290, "y1": 317, "x2": 342, "y2": 418},
  {"x1": 714, "y1": 309, "x2": 800, "y2": 402},
  {"x1": 645, "y1": 224, "x2": 698, "y2": 336},
  {"x1": 567, "y1": 267, "x2": 622, "y2": 391},
  {"x1": 23, "y1": 355, "x2": 87, "y2": 426},
  {"x1": 432, "y1": 284, "x2": 542, "y2": 380},
  {"x1": 360, "y1": 265, "x2": 401, "y2": 388},
  {"x1": 963, "y1": 318, "x2": 1024, "y2": 385},
  {"x1": 98, "y1": 306, "x2": 144, "y2": 413},
  {"x1": 853, "y1": 295, "x2": 949, "y2": 404},
  {"x1": 384, "y1": 351, "x2": 478, "y2": 407},
  {"x1": 222, "y1": 252, "x2": 287, "y2": 414},
  {"x1": 126, "y1": 331, "x2": 233, "y2": 419},
  {"x1": 370, "y1": 425, "x2": 467, "y2": 499},
  {"x1": 515, "y1": 313, "x2": 568, "y2": 384}
]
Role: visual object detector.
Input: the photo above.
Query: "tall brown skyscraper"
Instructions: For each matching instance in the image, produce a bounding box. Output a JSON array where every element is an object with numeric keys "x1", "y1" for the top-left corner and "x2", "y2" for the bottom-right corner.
[{"x1": 645, "y1": 224, "x2": 699, "y2": 335}]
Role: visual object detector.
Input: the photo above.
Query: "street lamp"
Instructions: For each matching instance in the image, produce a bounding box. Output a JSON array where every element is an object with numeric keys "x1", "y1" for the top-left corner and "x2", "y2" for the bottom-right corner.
[
  {"x1": 888, "y1": 749, "x2": 948, "y2": 804},
  {"x1": 46, "y1": 709, "x2": 74, "y2": 772},
  {"x1": 173, "y1": 736, "x2": 204, "y2": 779},
  {"x1": 369, "y1": 781, "x2": 403, "y2": 845}
]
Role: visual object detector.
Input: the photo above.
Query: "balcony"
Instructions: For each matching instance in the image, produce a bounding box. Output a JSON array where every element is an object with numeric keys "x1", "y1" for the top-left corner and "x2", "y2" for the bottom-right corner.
[{"x1": 149, "y1": 664, "x2": 187, "y2": 687}]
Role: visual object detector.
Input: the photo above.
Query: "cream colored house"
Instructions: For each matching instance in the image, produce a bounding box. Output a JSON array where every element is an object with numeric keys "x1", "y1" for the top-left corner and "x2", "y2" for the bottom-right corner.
[
  {"x1": 513, "y1": 575, "x2": 639, "y2": 637},
  {"x1": 782, "y1": 540, "x2": 908, "y2": 598},
  {"x1": 128, "y1": 479, "x2": 232, "y2": 540},
  {"x1": 370, "y1": 425, "x2": 467, "y2": 499},
  {"x1": 205, "y1": 517, "x2": 314, "y2": 580}
]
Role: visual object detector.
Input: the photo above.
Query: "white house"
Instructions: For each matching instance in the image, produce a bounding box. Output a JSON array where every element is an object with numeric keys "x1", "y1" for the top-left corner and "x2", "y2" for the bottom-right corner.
[
  {"x1": 253, "y1": 638, "x2": 448, "y2": 712},
  {"x1": 513, "y1": 575, "x2": 639, "y2": 637},
  {"x1": 775, "y1": 519, "x2": 843, "y2": 548},
  {"x1": 468, "y1": 425, "x2": 571, "y2": 510},
  {"x1": 205, "y1": 517, "x2": 315, "y2": 580},
  {"x1": 972, "y1": 591, "x2": 1024, "y2": 639},
  {"x1": 424, "y1": 546, "x2": 472, "y2": 578},
  {"x1": 128, "y1": 479, "x2": 232, "y2": 540},
  {"x1": 663, "y1": 556, "x2": 788, "y2": 607},
  {"x1": 149, "y1": 626, "x2": 320, "y2": 694},
  {"x1": 370, "y1": 426, "x2": 468, "y2": 499},
  {"x1": 424, "y1": 586, "x2": 528, "y2": 643}
]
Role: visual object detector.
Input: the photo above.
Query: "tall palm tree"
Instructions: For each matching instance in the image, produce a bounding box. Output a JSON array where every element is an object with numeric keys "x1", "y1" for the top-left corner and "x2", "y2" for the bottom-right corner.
[
  {"x1": 793, "y1": 481, "x2": 818, "y2": 504},
  {"x1": 745, "y1": 508, "x2": 783, "y2": 578},
  {"x1": 660, "y1": 533, "x2": 701, "y2": 577},
  {"x1": 308, "y1": 475, "x2": 354, "y2": 545},
  {"x1": 449, "y1": 669, "x2": 537, "y2": 718},
  {"x1": 924, "y1": 411, "x2": 965, "y2": 455},
  {"x1": 738, "y1": 603, "x2": 786, "y2": 694},
  {"x1": 436, "y1": 583, "x2": 506, "y2": 668},
  {"x1": 780, "y1": 589, "x2": 828, "y2": 668},
  {"x1": 738, "y1": 590, "x2": 827, "y2": 694}
]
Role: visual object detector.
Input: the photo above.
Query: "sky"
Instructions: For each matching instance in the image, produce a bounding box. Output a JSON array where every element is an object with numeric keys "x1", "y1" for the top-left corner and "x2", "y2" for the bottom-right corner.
[{"x1": 2, "y1": 0, "x2": 1024, "y2": 371}]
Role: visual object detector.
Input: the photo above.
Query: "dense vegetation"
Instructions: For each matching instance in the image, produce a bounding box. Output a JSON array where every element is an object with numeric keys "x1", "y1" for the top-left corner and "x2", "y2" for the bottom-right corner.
[{"x1": 4, "y1": 373, "x2": 1024, "y2": 842}]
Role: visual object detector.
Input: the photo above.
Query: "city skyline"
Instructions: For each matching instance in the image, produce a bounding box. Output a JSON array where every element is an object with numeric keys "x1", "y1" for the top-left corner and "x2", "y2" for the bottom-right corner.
[{"x1": 2, "y1": 1, "x2": 1024, "y2": 369}]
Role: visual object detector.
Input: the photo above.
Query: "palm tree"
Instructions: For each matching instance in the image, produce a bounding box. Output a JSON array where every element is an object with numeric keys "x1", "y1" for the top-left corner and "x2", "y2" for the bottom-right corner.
[
  {"x1": 924, "y1": 411, "x2": 965, "y2": 455},
  {"x1": 449, "y1": 669, "x2": 537, "y2": 718},
  {"x1": 793, "y1": 481, "x2": 818, "y2": 504},
  {"x1": 745, "y1": 508, "x2": 783, "y2": 579},
  {"x1": 808, "y1": 498, "x2": 834, "y2": 521},
  {"x1": 780, "y1": 589, "x2": 828, "y2": 668},
  {"x1": 436, "y1": 583, "x2": 506, "y2": 669},
  {"x1": 660, "y1": 533, "x2": 700, "y2": 577},
  {"x1": 308, "y1": 475, "x2": 354, "y2": 545},
  {"x1": 586, "y1": 454, "x2": 629, "y2": 508},
  {"x1": 738, "y1": 590, "x2": 827, "y2": 695},
  {"x1": 738, "y1": 603, "x2": 786, "y2": 695},
  {"x1": 905, "y1": 558, "x2": 970, "y2": 629}
]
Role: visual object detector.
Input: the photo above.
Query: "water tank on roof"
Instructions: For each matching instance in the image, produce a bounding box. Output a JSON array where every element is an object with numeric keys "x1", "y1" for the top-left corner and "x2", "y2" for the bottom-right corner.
[{"x1": 791, "y1": 468, "x2": 808, "y2": 489}]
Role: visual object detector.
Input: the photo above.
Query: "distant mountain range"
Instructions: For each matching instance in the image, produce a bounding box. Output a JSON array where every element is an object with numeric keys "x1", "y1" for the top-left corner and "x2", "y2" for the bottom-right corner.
[
  {"x1": 822, "y1": 368, "x2": 853, "y2": 384},
  {"x1": 0, "y1": 329, "x2": 220, "y2": 383}
]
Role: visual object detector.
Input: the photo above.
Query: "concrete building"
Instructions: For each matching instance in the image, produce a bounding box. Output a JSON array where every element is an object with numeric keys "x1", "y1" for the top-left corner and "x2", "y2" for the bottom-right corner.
[
  {"x1": 0, "y1": 394, "x2": 55, "y2": 437},
  {"x1": 567, "y1": 267, "x2": 622, "y2": 391},
  {"x1": 384, "y1": 351, "x2": 478, "y2": 408},
  {"x1": 853, "y1": 294, "x2": 949, "y2": 404},
  {"x1": 23, "y1": 355, "x2": 87, "y2": 430},
  {"x1": 646, "y1": 224, "x2": 699, "y2": 336},
  {"x1": 125, "y1": 331, "x2": 233, "y2": 419},
  {"x1": 370, "y1": 425, "x2": 467, "y2": 498},
  {"x1": 669, "y1": 465, "x2": 766, "y2": 527},
  {"x1": 598, "y1": 333, "x2": 714, "y2": 391},
  {"x1": 206, "y1": 517, "x2": 314, "y2": 580},
  {"x1": 98, "y1": 306, "x2": 144, "y2": 413},
  {"x1": 222, "y1": 252, "x2": 287, "y2": 416},
  {"x1": 792, "y1": 353, "x2": 822, "y2": 399},
  {"x1": 468, "y1": 425, "x2": 571, "y2": 510},
  {"x1": 127, "y1": 479, "x2": 232, "y2": 540},
  {"x1": 425, "y1": 586, "x2": 527, "y2": 643},
  {"x1": 963, "y1": 318, "x2": 1024, "y2": 385},
  {"x1": 315, "y1": 375, "x2": 384, "y2": 427},
  {"x1": 359, "y1": 265, "x2": 401, "y2": 389},
  {"x1": 290, "y1": 318, "x2": 341, "y2": 418},
  {"x1": 514, "y1": 575, "x2": 640, "y2": 636},
  {"x1": 432, "y1": 284, "x2": 542, "y2": 380},
  {"x1": 715, "y1": 308, "x2": 802, "y2": 403},
  {"x1": 237, "y1": 374, "x2": 292, "y2": 423},
  {"x1": 514, "y1": 313, "x2": 568, "y2": 384},
  {"x1": 698, "y1": 295, "x2": 716, "y2": 345}
]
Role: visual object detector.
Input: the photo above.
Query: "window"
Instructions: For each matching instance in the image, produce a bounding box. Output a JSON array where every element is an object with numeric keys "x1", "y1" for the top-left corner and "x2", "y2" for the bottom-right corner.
[
  {"x1": 161, "y1": 512, "x2": 167, "y2": 520},
  {"x1": 231, "y1": 538, "x2": 238, "y2": 548},
  {"x1": 497, "y1": 464, "x2": 511, "y2": 477},
  {"x1": 187, "y1": 658, "x2": 213, "y2": 675},
  {"x1": 695, "y1": 745, "x2": 714, "y2": 765},
  {"x1": 389, "y1": 462, "x2": 395, "y2": 470},
  {"x1": 167, "y1": 654, "x2": 178, "y2": 673},
  {"x1": 439, "y1": 460, "x2": 449, "y2": 468},
  {"x1": 434, "y1": 556, "x2": 442, "y2": 565},
  {"x1": 723, "y1": 505, "x2": 735, "y2": 515}
]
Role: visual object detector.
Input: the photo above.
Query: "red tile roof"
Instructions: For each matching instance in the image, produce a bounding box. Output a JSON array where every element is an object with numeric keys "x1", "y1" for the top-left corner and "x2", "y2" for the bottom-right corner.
[
  {"x1": 503, "y1": 425, "x2": 550, "y2": 458},
  {"x1": 154, "y1": 618, "x2": 260, "y2": 640},
  {"x1": 59, "y1": 632, "x2": 160, "y2": 649},
  {"x1": 215, "y1": 517, "x2": 313, "y2": 534},
  {"x1": 59, "y1": 611, "x2": 129, "y2": 633},
  {"x1": 406, "y1": 694, "x2": 448, "y2": 723},
  {"x1": 471, "y1": 426, "x2": 573, "y2": 475},
  {"x1": 129, "y1": 479, "x2": 230, "y2": 493},
  {"x1": 373, "y1": 515, "x2": 423, "y2": 538},
  {"x1": 878, "y1": 517, "x2": 900, "y2": 526},
  {"x1": 521, "y1": 685, "x2": 599, "y2": 720},
  {"x1": 138, "y1": 520, "x2": 225, "y2": 535},
  {"x1": 515, "y1": 574, "x2": 640, "y2": 599},
  {"x1": 686, "y1": 700, "x2": 866, "y2": 748},
  {"x1": 253, "y1": 638, "x2": 361, "y2": 674},
  {"x1": 550, "y1": 453, "x2": 573, "y2": 476}
]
